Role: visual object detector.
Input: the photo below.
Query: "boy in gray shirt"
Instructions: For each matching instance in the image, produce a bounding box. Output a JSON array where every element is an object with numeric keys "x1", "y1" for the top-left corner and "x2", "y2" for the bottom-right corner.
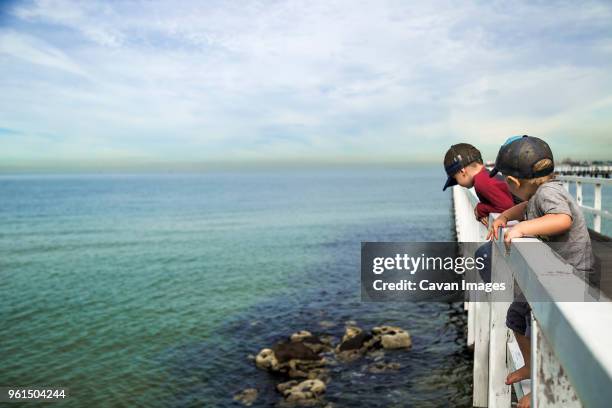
[
  {"x1": 526, "y1": 180, "x2": 593, "y2": 276},
  {"x1": 486, "y1": 135, "x2": 594, "y2": 408}
]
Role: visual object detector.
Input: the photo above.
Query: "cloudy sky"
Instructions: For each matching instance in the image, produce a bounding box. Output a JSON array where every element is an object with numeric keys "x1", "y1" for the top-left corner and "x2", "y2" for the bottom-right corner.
[{"x1": 1, "y1": 0, "x2": 612, "y2": 169}]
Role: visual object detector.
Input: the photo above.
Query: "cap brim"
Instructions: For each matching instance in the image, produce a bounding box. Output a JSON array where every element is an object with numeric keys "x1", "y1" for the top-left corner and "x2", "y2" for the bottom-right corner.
[
  {"x1": 488, "y1": 167, "x2": 499, "y2": 178},
  {"x1": 442, "y1": 176, "x2": 458, "y2": 191}
]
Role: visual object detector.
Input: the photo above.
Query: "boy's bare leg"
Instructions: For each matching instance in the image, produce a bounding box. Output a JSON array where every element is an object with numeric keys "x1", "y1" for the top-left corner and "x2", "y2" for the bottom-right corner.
[
  {"x1": 517, "y1": 393, "x2": 531, "y2": 408},
  {"x1": 506, "y1": 331, "x2": 531, "y2": 384}
]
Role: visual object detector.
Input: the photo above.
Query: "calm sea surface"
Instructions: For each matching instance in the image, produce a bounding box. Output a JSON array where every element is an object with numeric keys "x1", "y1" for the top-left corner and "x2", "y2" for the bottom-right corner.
[{"x1": 5, "y1": 165, "x2": 566, "y2": 407}]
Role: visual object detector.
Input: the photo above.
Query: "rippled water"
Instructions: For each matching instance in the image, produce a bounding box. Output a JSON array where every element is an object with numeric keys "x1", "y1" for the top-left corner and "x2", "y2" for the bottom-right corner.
[{"x1": 0, "y1": 168, "x2": 472, "y2": 407}]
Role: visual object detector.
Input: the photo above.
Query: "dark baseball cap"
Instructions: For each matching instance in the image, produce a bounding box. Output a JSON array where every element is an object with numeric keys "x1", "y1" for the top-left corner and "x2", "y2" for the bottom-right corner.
[
  {"x1": 442, "y1": 143, "x2": 482, "y2": 191},
  {"x1": 489, "y1": 135, "x2": 554, "y2": 179}
]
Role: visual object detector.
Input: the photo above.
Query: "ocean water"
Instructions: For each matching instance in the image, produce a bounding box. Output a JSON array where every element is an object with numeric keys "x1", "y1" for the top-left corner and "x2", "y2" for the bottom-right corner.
[{"x1": 0, "y1": 167, "x2": 472, "y2": 407}]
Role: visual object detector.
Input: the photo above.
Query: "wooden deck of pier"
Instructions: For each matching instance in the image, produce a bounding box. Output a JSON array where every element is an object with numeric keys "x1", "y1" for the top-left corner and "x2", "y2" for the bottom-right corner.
[{"x1": 453, "y1": 176, "x2": 612, "y2": 408}]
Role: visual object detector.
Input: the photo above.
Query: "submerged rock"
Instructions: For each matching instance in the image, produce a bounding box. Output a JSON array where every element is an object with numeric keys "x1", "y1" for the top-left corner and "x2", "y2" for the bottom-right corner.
[
  {"x1": 318, "y1": 334, "x2": 335, "y2": 347},
  {"x1": 366, "y1": 361, "x2": 401, "y2": 374},
  {"x1": 367, "y1": 349, "x2": 385, "y2": 361},
  {"x1": 233, "y1": 388, "x2": 258, "y2": 406},
  {"x1": 335, "y1": 349, "x2": 363, "y2": 363},
  {"x1": 318, "y1": 320, "x2": 335, "y2": 329}
]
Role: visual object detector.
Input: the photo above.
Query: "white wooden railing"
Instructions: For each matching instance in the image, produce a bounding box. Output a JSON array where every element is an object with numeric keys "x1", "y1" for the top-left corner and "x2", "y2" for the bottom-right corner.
[
  {"x1": 453, "y1": 185, "x2": 612, "y2": 408},
  {"x1": 557, "y1": 175, "x2": 611, "y2": 233}
]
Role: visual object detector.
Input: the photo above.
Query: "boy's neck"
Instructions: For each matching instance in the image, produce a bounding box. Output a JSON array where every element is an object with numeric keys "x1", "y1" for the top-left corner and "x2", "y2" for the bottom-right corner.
[
  {"x1": 466, "y1": 163, "x2": 484, "y2": 177},
  {"x1": 519, "y1": 176, "x2": 554, "y2": 200}
]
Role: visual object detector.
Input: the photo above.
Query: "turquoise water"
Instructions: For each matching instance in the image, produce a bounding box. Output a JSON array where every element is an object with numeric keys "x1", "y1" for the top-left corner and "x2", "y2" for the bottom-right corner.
[{"x1": 1, "y1": 168, "x2": 472, "y2": 407}]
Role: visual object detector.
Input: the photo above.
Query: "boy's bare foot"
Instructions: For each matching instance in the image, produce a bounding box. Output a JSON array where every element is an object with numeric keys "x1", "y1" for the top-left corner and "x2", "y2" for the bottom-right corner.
[
  {"x1": 505, "y1": 365, "x2": 530, "y2": 385},
  {"x1": 517, "y1": 392, "x2": 531, "y2": 408}
]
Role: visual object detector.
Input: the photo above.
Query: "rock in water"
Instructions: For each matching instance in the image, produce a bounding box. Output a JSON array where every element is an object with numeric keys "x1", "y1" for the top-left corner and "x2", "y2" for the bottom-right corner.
[
  {"x1": 337, "y1": 325, "x2": 382, "y2": 355},
  {"x1": 277, "y1": 380, "x2": 299, "y2": 394},
  {"x1": 256, "y1": 341, "x2": 326, "y2": 379},
  {"x1": 342, "y1": 325, "x2": 362, "y2": 342},
  {"x1": 273, "y1": 341, "x2": 321, "y2": 363},
  {"x1": 306, "y1": 368, "x2": 330, "y2": 383},
  {"x1": 372, "y1": 326, "x2": 412, "y2": 349},
  {"x1": 255, "y1": 348, "x2": 279, "y2": 371},
  {"x1": 233, "y1": 388, "x2": 258, "y2": 406},
  {"x1": 290, "y1": 332, "x2": 333, "y2": 354},
  {"x1": 290, "y1": 330, "x2": 313, "y2": 342},
  {"x1": 338, "y1": 331, "x2": 372, "y2": 351},
  {"x1": 279, "y1": 379, "x2": 326, "y2": 402}
]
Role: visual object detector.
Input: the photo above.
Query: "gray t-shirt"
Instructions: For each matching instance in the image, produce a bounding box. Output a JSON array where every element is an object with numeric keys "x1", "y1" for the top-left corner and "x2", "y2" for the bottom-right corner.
[{"x1": 525, "y1": 180, "x2": 594, "y2": 275}]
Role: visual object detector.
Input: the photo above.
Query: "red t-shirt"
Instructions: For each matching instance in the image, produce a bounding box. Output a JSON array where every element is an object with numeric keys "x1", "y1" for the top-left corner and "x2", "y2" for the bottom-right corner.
[{"x1": 472, "y1": 168, "x2": 515, "y2": 218}]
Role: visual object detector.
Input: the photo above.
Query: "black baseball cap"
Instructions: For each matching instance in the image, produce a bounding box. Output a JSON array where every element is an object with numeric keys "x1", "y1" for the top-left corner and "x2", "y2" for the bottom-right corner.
[
  {"x1": 442, "y1": 143, "x2": 482, "y2": 191},
  {"x1": 489, "y1": 135, "x2": 554, "y2": 179}
]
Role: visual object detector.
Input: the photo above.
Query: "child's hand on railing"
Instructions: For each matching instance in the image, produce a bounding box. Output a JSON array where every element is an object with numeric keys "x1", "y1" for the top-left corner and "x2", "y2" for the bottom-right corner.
[
  {"x1": 486, "y1": 215, "x2": 508, "y2": 240},
  {"x1": 479, "y1": 217, "x2": 488, "y2": 226},
  {"x1": 503, "y1": 226, "x2": 524, "y2": 251}
]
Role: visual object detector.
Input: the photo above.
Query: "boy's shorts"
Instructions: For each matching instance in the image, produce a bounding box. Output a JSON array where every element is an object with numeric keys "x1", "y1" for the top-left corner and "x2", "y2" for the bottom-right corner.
[
  {"x1": 506, "y1": 301, "x2": 531, "y2": 337},
  {"x1": 475, "y1": 241, "x2": 492, "y2": 283},
  {"x1": 475, "y1": 243, "x2": 532, "y2": 336}
]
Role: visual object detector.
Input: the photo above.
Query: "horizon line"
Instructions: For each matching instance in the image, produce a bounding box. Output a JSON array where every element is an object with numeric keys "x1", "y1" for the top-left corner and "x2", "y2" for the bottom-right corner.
[
  {"x1": 2, "y1": 157, "x2": 610, "y2": 174},
  {"x1": 0, "y1": 157, "x2": 442, "y2": 173}
]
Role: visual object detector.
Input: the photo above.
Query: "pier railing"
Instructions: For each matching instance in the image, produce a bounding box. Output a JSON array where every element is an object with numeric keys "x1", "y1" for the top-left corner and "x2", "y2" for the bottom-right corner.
[
  {"x1": 556, "y1": 175, "x2": 611, "y2": 233},
  {"x1": 453, "y1": 185, "x2": 612, "y2": 408}
]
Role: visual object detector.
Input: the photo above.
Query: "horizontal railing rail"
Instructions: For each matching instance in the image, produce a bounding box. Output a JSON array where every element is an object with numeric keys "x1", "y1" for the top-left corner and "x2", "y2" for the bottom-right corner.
[{"x1": 557, "y1": 175, "x2": 611, "y2": 233}]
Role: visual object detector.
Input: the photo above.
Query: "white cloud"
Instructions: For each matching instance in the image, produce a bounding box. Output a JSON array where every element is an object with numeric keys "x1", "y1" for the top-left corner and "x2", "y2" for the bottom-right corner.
[
  {"x1": 13, "y1": 0, "x2": 124, "y2": 47},
  {"x1": 0, "y1": 30, "x2": 88, "y2": 77},
  {"x1": 0, "y1": 0, "x2": 611, "y2": 164}
]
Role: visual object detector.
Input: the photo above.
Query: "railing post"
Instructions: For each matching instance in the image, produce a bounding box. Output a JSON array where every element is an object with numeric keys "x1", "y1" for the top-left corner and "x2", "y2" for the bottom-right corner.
[
  {"x1": 468, "y1": 299, "x2": 476, "y2": 346},
  {"x1": 575, "y1": 181, "x2": 582, "y2": 206},
  {"x1": 530, "y1": 312, "x2": 538, "y2": 408},
  {"x1": 594, "y1": 183, "x2": 602, "y2": 233},
  {"x1": 488, "y1": 238, "x2": 512, "y2": 408},
  {"x1": 532, "y1": 316, "x2": 581, "y2": 407},
  {"x1": 473, "y1": 295, "x2": 491, "y2": 407}
]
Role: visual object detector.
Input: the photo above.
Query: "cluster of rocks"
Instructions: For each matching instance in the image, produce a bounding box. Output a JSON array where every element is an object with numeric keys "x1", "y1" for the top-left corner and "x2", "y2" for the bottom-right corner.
[{"x1": 235, "y1": 324, "x2": 412, "y2": 406}]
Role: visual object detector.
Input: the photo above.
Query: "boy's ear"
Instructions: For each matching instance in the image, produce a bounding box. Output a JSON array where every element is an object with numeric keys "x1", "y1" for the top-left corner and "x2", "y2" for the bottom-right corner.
[{"x1": 506, "y1": 176, "x2": 521, "y2": 188}]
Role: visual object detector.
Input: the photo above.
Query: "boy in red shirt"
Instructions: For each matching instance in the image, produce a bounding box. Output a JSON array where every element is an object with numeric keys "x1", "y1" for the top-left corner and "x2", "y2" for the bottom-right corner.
[
  {"x1": 443, "y1": 143, "x2": 515, "y2": 225},
  {"x1": 443, "y1": 143, "x2": 517, "y2": 285}
]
